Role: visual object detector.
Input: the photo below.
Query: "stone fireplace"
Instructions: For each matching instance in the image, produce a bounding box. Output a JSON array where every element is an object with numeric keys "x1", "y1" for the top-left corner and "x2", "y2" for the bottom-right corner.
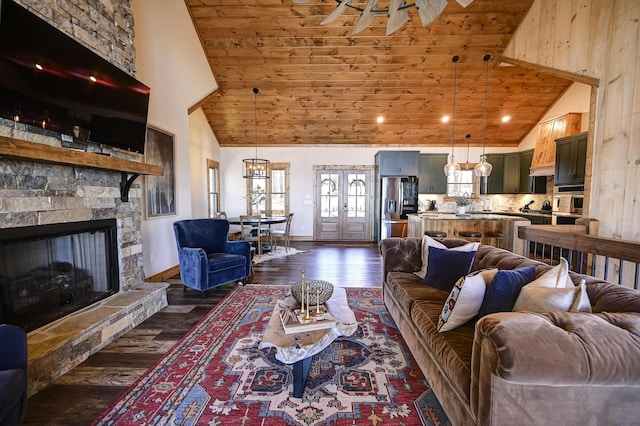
[{"x1": 0, "y1": 0, "x2": 167, "y2": 395}]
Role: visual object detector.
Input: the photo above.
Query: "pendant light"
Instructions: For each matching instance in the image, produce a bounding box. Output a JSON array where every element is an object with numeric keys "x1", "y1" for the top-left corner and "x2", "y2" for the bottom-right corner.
[
  {"x1": 474, "y1": 54, "x2": 493, "y2": 177},
  {"x1": 464, "y1": 133, "x2": 471, "y2": 169},
  {"x1": 242, "y1": 88, "x2": 270, "y2": 179},
  {"x1": 443, "y1": 55, "x2": 461, "y2": 178}
]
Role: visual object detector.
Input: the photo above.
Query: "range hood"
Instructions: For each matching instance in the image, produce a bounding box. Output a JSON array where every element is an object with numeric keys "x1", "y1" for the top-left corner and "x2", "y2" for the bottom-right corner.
[{"x1": 529, "y1": 113, "x2": 583, "y2": 177}]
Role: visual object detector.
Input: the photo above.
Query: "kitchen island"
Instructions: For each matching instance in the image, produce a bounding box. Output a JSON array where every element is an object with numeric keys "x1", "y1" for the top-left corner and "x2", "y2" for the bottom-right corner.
[{"x1": 407, "y1": 213, "x2": 531, "y2": 254}]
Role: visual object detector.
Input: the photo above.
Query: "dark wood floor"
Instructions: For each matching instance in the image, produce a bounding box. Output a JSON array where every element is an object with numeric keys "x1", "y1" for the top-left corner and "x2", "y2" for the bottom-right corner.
[{"x1": 22, "y1": 241, "x2": 382, "y2": 425}]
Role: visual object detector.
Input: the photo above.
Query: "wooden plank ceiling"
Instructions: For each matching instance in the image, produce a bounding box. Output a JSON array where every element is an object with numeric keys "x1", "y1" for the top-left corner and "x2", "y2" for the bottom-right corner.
[{"x1": 185, "y1": 0, "x2": 573, "y2": 148}]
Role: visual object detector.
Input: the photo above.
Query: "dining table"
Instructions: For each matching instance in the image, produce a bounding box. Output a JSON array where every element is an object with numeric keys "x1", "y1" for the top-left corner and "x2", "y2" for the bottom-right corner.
[
  {"x1": 226, "y1": 216, "x2": 287, "y2": 226},
  {"x1": 226, "y1": 216, "x2": 287, "y2": 253}
]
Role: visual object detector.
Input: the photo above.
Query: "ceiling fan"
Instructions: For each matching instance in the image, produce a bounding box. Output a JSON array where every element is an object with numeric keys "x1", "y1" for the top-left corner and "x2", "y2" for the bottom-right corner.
[{"x1": 295, "y1": 0, "x2": 474, "y2": 35}]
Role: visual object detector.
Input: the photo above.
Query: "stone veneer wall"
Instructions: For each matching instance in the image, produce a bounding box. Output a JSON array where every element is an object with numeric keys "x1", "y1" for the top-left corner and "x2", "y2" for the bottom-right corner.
[
  {"x1": 0, "y1": 0, "x2": 144, "y2": 290},
  {"x1": 0, "y1": 0, "x2": 169, "y2": 394}
]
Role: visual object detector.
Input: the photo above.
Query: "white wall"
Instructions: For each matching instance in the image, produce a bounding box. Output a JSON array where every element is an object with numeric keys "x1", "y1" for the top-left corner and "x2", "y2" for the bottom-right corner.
[
  {"x1": 132, "y1": 0, "x2": 217, "y2": 276},
  {"x1": 189, "y1": 109, "x2": 221, "y2": 218}
]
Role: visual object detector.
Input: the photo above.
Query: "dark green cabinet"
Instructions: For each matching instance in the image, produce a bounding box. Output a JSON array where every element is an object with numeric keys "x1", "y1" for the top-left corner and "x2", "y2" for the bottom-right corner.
[
  {"x1": 480, "y1": 154, "x2": 504, "y2": 194},
  {"x1": 555, "y1": 132, "x2": 587, "y2": 186},
  {"x1": 376, "y1": 151, "x2": 420, "y2": 176},
  {"x1": 418, "y1": 154, "x2": 448, "y2": 193},
  {"x1": 519, "y1": 150, "x2": 547, "y2": 194},
  {"x1": 502, "y1": 153, "x2": 521, "y2": 194},
  {"x1": 481, "y1": 151, "x2": 546, "y2": 194}
]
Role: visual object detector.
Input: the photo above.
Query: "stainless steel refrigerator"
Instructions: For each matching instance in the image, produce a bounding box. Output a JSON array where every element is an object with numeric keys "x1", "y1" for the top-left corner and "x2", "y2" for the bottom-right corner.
[{"x1": 377, "y1": 176, "x2": 419, "y2": 241}]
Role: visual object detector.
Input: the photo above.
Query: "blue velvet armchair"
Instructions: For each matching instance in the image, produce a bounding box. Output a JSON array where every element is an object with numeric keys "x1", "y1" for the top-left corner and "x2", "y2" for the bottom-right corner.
[
  {"x1": 173, "y1": 219, "x2": 251, "y2": 296},
  {"x1": 0, "y1": 324, "x2": 28, "y2": 426}
]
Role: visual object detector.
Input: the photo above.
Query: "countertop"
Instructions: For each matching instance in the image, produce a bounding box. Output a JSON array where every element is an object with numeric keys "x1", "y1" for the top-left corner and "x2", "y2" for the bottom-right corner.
[
  {"x1": 409, "y1": 212, "x2": 530, "y2": 220},
  {"x1": 413, "y1": 210, "x2": 555, "y2": 218}
]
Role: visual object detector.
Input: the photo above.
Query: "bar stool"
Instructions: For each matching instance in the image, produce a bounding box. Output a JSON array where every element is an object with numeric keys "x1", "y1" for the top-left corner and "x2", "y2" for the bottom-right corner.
[
  {"x1": 486, "y1": 231, "x2": 503, "y2": 248},
  {"x1": 458, "y1": 230, "x2": 482, "y2": 243},
  {"x1": 425, "y1": 231, "x2": 447, "y2": 238}
]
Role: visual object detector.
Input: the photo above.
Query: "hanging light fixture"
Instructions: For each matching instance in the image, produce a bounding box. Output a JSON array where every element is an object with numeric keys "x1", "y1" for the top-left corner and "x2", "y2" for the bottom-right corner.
[
  {"x1": 444, "y1": 55, "x2": 461, "y2": 178},
  {"x1": 474, "y1": 54, "x2": 493, "y2": 177},
  {"x1": 464, "y1": 133, "x2": 471, "y2": 169},
  {"x1": 242, "y1": 87, "x2": 270, "y2": 179},
  {"x1": 318, "y1": 0, "x2": 475, "y2": 36}
]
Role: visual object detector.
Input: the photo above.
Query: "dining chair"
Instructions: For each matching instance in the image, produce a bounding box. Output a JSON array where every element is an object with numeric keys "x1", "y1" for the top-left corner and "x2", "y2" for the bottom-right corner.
[
  {"x1": 259, "y1": 210, "x2": 273, "y2": 247},
  {"x1": 271, "y1": 213, "x2": 294, "y2": 252},
  {"x1": 240, "y1": 215, "x2": 265, "y2": 255}
]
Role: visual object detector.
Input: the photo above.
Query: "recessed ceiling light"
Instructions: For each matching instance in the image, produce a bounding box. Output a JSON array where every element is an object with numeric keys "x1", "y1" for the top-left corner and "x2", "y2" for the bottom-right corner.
[
  {"x1": 35, "y1": 63, "x2": 43, "y2": 70},
  {"x1": 89, "y1": 75, "x2": 97, "y2": 82},
  {"x1": 441, "y1": 115, "x2": 450, "y2": 123},
  {"x1": 377, "y1": 116, "x2": 384, "y2": 124},
  {"x1": 501, "y1": 115, "x2": 511, "y2": 123}
]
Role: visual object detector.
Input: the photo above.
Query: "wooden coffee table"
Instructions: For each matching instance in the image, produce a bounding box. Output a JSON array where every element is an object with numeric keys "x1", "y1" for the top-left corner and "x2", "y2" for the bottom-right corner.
[{"x1": 259, "y1": 287, "x2": 357, "y2": 398}]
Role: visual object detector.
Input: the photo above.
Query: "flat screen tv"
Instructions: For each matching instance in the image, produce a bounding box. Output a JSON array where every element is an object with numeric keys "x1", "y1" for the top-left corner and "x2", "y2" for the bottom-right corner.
[{"x1": 0, "y1": 0, "x2": 150, "y2": 153}]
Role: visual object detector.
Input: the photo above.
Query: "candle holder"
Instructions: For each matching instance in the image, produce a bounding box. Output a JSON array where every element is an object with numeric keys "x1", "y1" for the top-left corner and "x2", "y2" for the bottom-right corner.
[{"x1": 298, "y1": 269, "x2": 307, "y2": 315}]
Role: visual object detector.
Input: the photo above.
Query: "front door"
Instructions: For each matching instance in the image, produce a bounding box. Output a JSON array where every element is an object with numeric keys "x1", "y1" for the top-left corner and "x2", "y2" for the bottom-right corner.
[{"x1": 315, "y1": 167, "x2": 373, "y2": 241}]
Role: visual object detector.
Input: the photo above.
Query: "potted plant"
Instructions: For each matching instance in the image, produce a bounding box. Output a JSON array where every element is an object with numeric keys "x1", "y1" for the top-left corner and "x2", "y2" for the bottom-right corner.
[{"x1": 454, "y1": 195, "x2": 471, "y2": 214}]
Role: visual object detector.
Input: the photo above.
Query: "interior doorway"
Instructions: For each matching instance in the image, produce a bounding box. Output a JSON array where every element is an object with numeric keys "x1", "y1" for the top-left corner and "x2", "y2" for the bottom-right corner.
[{"x1": 314, "y1": 166, "x2": 374, "y2": 241}]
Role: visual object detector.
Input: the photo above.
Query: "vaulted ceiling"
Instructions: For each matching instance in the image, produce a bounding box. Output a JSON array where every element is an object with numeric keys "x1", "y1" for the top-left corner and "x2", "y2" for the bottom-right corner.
[{"x1": 185, "y1": 0, "x2": 574, "y2": 148}]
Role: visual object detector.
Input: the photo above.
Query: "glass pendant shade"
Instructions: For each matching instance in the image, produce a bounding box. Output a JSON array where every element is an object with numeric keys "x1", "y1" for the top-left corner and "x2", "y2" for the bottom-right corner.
[
  {"x1": 243, "y1": 87, "x2": 270, "y2": 179},
  {"x1": 444, "y1": 158, "x2": 461, "y2": 177},
  {"x1": 474, "y1": 155, "x2": 493, "y2": 177}
]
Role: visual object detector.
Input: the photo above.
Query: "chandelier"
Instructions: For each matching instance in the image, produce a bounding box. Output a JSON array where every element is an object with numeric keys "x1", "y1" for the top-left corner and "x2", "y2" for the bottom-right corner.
[
  {"x1": 242, "y1": 88, "x2": 270, "y2": 179},
  {"x1": 315, "y1": 0, "x2": 475, "y2": 36}
]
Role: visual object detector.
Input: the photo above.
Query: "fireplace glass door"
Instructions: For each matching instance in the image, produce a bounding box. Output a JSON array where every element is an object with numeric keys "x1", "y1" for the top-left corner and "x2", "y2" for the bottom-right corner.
[{"x1": 0, "y1": 219, "x2": 119, "y2": 332}]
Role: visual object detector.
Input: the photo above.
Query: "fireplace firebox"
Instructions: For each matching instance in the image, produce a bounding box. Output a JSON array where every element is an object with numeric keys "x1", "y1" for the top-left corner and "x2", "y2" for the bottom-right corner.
[{"x1": 0, "y1": 219, "x2": 119, "y2": 332}]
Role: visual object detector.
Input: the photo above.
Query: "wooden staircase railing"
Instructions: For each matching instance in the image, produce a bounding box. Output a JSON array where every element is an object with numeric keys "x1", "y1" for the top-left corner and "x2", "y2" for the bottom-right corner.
[{"x1": 517, "y1": 219, "x2": 640, "y2": 289}]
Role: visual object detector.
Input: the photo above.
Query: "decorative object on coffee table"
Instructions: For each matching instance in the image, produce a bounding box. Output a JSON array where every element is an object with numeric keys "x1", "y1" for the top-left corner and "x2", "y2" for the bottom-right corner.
[{"x1": 291, "y1": 272, "x2": 334, "y2": 306}]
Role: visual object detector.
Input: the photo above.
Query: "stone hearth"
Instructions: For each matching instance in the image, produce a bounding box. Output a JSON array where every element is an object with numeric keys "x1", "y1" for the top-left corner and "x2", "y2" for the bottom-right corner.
[{"x1": 27, "y1": 282, "x2": 168, "y2": 396}]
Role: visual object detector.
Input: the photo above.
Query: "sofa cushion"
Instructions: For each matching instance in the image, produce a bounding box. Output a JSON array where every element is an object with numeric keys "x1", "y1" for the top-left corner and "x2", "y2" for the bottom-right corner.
[
  {"x1": 207, "y1": 252, "x2": 247, "y2": 272},
  {"x1": 423, "y1": 246, "x2": 477, "y2": 292},
  {"x1": 416, "y1": 236, "x2": 479, "y2": 279},
  {"x1": 386, "y1": 272, "x2": 449, "y2": 313},
  {"x1": 438, "y1": 269, "x2": 498, "y2": 332},
  {"x1": 513, "y1": 259, "x2": 591, "y2": 313},
  {"x1": 477, "y1": 266, "x2": 537, "y2": 318},
  {"x1": 412, "y1": 299, "x2": 475, "y2": 405}
]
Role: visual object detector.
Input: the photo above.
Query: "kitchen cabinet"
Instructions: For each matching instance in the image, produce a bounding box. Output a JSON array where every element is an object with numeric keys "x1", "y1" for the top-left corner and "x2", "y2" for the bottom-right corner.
[
  {"x1": 519, "y1": 150, "x2": 547, "y2": 194},
  {"x1": 418, "y1": 154, "x2": 448, "y2": 193},
  {"x1": 376, "y1": 151, "x2": 420, "y2": 176},
  {"x1": 481, "y1": 151, "x2": 547, "y2": 194},
  {"x1": 530, "y1": 113, "x2": 582, "y2": 176},
  {"x1": 480, "y1": 154, "x2": 504, "y2": 194},
  {"x1": 554, "y1": 132, "x2": 588, "y2": 187},
  {"x1": 502, "y1": 153, "x2": 521, "y2": 194}
]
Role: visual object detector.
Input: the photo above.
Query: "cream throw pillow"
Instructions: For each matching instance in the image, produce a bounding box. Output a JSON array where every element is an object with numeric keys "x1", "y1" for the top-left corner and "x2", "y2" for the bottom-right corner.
[
  {"x1": 415, "y1": 235, "x2": 480, "y2": 279},
  {"x1": 438, "y1": 268, "x2": 498, "y2": 332},
  {"x1": 513, "y1": 258, "x2": 591, "y2": 313}
]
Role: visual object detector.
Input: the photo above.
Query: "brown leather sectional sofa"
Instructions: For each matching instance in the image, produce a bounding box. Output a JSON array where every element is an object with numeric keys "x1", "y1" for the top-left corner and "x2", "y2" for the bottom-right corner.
[{"x1": 381, "y1": 237, "x2": 640, "y2": 425}]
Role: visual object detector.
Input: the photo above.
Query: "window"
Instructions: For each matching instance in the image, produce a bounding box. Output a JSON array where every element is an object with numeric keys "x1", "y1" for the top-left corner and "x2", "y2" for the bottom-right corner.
[
  {"x1": 207, "y1": 159, "x2": 220, "y2": 218},
  {"x1": 246, "y1": 163, "x2": 290, "y2": 215},
  {"x1": 447, "y1": 168, "x2": 479, "y2": 197}
]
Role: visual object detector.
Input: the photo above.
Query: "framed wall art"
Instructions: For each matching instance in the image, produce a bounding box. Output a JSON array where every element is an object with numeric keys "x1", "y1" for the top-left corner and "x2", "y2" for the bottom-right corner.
[{"x1": 145, "y1": 127, "x2": 176, "y2": 217}]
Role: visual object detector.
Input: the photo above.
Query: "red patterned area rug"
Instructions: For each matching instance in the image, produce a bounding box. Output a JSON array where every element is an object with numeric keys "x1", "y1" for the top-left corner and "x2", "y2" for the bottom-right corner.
[{"x1": 92, "y1": 285, "x2": 450, "y2": 426}]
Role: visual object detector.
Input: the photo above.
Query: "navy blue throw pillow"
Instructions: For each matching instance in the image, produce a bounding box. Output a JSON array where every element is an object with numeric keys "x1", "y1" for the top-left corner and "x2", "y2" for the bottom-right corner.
[
  {"x1": 422, "y1": 246, "x2": 476, "y2": 292},
  {"x1": 477, "y1": 266, "x2": 537, "y2": 318}
]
